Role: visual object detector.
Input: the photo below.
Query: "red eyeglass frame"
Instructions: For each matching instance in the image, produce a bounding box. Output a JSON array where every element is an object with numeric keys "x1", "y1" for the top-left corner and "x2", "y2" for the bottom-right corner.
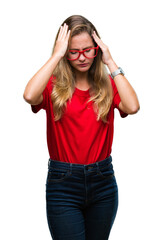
[{"x1": 66, "y1": 45, "x2": 99, "y2": 61}]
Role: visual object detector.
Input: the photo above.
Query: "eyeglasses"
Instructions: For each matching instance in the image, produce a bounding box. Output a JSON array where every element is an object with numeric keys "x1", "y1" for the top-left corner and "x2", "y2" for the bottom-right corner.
[{"x1": 66, "y1": 46, "x2": 99, "y2": 61}]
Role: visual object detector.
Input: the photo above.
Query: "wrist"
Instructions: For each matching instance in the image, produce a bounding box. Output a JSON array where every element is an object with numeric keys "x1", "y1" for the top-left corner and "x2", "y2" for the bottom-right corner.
[
  {"x1": 111, "y1": 67, "x2": 125, "y2": 79},
  {"x1": 106, "y1": 59, "x2": 118, "y2": 74},
  {"x1": 51, "y1": 52, "x2": 63, "y2": 62}
]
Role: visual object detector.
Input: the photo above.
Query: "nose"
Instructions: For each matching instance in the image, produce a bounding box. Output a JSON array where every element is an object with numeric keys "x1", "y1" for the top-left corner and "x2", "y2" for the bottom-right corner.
[{"x1": 78, "y1": 52, "x2": 86, "y2": 61}]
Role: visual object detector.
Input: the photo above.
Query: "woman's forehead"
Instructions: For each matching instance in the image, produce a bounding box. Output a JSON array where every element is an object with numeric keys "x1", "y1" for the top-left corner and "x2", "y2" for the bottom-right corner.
[{"x1": 70, "y1": 32, "x2": 94, "y2": 49}]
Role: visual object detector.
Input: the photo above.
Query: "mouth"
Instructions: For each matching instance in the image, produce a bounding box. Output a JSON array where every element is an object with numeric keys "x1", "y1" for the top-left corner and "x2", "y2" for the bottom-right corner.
[{"x1": 78, "y1": 63, "x2": 89, "y2": 68}]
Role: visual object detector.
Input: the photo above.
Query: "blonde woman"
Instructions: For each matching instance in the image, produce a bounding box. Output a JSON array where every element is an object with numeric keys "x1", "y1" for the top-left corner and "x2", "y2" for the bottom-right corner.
[{"x1": 23, "y1": 15, "x2": 140, "y2": 240}]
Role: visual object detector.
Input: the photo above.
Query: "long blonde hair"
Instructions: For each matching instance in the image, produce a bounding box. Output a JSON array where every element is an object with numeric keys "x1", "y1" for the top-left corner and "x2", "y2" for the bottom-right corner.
[{"x1": 51, "y1": 15, "x2": 113, "y2": 123}]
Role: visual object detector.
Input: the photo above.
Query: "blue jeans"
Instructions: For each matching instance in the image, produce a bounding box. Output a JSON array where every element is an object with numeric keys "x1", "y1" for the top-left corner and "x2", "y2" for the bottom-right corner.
[{"x1": 46, "y1": 156, "x2": 118, "y2": 240}]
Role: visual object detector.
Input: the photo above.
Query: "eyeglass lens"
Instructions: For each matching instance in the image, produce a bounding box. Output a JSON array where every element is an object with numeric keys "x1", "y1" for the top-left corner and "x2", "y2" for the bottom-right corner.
[{"x1": 67, "y1": 48, "x2": 98, "y2": 60}]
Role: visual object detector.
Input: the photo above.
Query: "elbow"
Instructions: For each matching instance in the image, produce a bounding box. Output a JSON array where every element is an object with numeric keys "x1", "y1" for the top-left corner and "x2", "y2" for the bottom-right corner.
[
  {"x1": 128, "y1": 103, "x2": 140, "y2": 114},
  {"x1": 23, "y1": 90, "x2": 42, "y2": 105},
  {"x1": 23, "y1": 91, "x2": 34, "y2": 105}
]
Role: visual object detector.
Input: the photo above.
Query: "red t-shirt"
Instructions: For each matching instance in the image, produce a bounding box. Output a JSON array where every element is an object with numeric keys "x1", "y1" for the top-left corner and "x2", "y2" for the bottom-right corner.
[{"x1": 31, "y1": 75, "x2": 127, "y2": 164}]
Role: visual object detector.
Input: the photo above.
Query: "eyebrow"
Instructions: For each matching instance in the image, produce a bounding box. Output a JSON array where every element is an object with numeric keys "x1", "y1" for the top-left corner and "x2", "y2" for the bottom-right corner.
[{"x1": 70, "y1": 46, "x2": 94, "y2": 51}]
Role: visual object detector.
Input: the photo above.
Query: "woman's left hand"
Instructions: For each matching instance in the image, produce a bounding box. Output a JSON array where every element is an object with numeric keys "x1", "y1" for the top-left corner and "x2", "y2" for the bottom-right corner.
[{"x1": 92, "y1": 31, "x2": 113, "y2": 65}]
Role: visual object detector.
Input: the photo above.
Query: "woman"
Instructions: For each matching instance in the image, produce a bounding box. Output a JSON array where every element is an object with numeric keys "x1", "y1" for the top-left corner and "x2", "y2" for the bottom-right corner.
[{"x1": 23, "y1": 15, "x2": 140, "y2": 240}]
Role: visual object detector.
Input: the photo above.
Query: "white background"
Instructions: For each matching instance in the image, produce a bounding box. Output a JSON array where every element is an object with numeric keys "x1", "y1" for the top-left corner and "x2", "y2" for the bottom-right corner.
[{"x1": 0, "y1": 0, "x2": 163, "y2": 239}]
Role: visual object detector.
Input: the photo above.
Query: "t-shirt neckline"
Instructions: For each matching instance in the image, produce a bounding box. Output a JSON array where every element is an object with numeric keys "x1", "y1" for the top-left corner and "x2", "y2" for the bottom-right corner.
[{"x1": 74, "y1": 87, "x2": 90, "y2": 97}]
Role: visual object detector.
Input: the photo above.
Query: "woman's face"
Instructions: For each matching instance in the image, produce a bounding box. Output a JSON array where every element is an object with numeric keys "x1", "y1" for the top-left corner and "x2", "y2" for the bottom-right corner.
[{"x1": 68, "y1": 32, "x2": 95, "y2": 73}]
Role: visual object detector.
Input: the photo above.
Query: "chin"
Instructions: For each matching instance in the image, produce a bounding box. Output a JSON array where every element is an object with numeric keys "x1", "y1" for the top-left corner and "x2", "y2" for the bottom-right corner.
[
  {"x1": 76, "y1": 65, "x2": 91, "y2": 72},
  {"x1": 70, "y1": 61, "x2": 94, "y2": 73},
  {"x1": 77, "y1": 68, "x2": 90, "y2": 72}
]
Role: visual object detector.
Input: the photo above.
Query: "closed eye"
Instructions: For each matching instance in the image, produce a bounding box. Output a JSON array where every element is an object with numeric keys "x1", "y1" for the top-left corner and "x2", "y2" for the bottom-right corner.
[
  {"x1": 85, "y1": 49, "x2": 91, "y2": 52},
  {"x1": 70, "y1": 51, "x2": 77, "y2": 54}
]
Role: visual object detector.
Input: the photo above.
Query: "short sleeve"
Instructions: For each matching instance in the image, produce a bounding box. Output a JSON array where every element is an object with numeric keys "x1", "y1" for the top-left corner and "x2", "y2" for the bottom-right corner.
[
  {"x1": 109, "y1": 75, "x2": 128, "y2": 118},
  {"x1": 31, "y1": 75, "x2": 54, "y2": 113}
]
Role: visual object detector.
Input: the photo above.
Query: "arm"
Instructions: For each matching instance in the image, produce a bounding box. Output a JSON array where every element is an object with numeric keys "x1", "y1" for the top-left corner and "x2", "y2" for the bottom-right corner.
[
  {"x1": 23, "y1": 23, "x2": 71, "y2": 105},
  {"x1": 106, "y1": 59, "x2": 140, "y2": 114},
  {"x1": 92, "y1": 31, "x2": 140, "y2": 114},
  {"x1": 23, "y1": 55, "x2": 61, "y2": 105}
]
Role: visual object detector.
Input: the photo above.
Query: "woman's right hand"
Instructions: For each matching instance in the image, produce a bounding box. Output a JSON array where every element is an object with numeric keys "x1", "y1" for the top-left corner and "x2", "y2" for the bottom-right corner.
[
  {"x1": 23, "y1": 23, "x2": 70, "y2": 105},
  {"x1": 53, "y1": 23, "x2": 71, "y2": 59}
]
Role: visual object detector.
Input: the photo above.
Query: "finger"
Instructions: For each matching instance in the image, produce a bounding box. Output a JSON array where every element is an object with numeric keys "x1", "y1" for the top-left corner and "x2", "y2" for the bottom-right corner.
[
  {"x1": 62, "y1": 24, "x2": 69, "y2": 39},
  {"x1": 57, "y1": 26, "x2": 63, "y2": 40},
  {"x1": 92, "y1": 31, "x2": 101, "y2": 45},
  {"x1": 58, "y1": 23, "x2": 67, "y2": 40},
  {"x1": 92, "y1": 31, "x2": 106, "y2": 49},
  {"x1": 66, "y1": 29, "x2": 71, "y2": 41},
  {"x1": 58, "y1": 25, "x2": 66, "y2": 40}
]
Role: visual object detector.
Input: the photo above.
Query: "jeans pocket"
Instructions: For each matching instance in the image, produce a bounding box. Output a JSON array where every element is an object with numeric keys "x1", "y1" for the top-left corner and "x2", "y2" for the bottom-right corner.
[
  {"x1": 98, "y1": 163, "x2": 115, "y2": 180},
  {"x1": 47, "y1": 167, "x2": 72, "y2": 183}
]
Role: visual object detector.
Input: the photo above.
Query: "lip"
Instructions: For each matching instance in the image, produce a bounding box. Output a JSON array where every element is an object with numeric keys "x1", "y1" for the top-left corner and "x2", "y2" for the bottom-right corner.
[{"x1": 78, "y1": 63, "x2": 89, "y2": 67}]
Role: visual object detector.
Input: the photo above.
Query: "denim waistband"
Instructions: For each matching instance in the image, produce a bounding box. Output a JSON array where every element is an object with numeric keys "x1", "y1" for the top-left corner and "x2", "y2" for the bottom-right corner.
[{"x1": 48, "y1": 155, "x2": 112, "y2": 171}]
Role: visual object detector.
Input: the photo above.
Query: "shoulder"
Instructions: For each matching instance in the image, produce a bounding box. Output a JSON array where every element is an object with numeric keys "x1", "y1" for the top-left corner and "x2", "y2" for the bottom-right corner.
[
  {"x1": 108, "y1": 74, "x2": 115, "y2": 87},
  {"x1": 47, "y1": 75, "x2": 56, "y2": 92},
  {"x1": 108, "y1": 74, "x2": 117, "y2": 95}
]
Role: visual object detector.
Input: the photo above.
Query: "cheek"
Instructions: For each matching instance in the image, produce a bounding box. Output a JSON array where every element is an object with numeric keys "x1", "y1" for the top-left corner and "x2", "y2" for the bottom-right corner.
[
  {"x1": 90, "y1": 58, "x2": 94, "y2": 65},
  {"x1": 68, "y1": 61, "x2": 76, "y2": 69}
]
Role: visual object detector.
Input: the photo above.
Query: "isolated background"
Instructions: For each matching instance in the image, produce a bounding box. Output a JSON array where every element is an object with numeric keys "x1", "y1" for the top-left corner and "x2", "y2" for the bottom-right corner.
[{"x1": 0, "y1": 0, "x2": 163, "y2": 239}]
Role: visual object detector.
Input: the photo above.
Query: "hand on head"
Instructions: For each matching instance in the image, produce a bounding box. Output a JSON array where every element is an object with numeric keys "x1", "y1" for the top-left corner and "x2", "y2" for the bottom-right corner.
[
  {"x1": 92, "y1": 31, "x2": 113, "y2": 65},
  {"x1": 53, "y1": 23, "x2": 71, "y2": 59}
]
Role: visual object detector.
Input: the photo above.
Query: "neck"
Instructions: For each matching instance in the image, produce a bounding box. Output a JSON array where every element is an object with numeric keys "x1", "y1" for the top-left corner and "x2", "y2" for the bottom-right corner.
[{"x1": 74, "y1": 70, "x2": 90, "y2": 90}]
